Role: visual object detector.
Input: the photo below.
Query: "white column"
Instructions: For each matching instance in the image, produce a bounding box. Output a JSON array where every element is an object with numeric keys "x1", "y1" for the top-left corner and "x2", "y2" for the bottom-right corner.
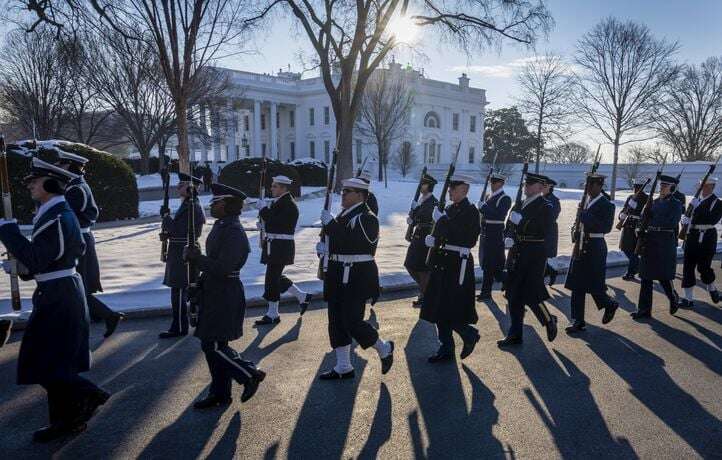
[
  {"x1": 226, "y1": 99, "x2": 237, "y2": 162},
  {"x1": 460, "y1": 111, "x2": 468, "y2": 167},
  {"x1": 270, "y1": 102, "x2": 278, "y2": 160},
  {"x1": 200, "y1": 103, "x2": 209, "y2": 163},
  {"x1": 211, "y1": 104, "x2": 221, "y2": 164},
  {"x1": 253, "y1": 99, "x2": 262, "y2": 157},
  {"x1": 294, "y1": 104, "x2": 302, "y2": 160}
]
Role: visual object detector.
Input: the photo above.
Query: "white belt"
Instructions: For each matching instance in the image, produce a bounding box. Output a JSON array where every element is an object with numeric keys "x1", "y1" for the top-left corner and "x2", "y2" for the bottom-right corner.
[
  {"x1": 627, "y1": 215, "x2": 640, "y2": 220},
  {"x1": 264, "y1": 232, "x2": 294, "y2": 254},
  {"x1": 329, "y1": 254, "x2": 375, "y2": 284},
  {"x1": 442, "y1": 244, "x2": 472, "y2": 285},
  {"x1": 35, "y1": 268, "x2": 76, "y2": 282},
  {"x1": 588, "y1": 233, "x2": 605, "y2": 238},
  {"x1": 80, "y1": 227, "x2": 92, "y2": 234},
  {"x1": 691, "y1": 224, "x2": 716, "y2": 243},
  {"x1": 483, "y1": 220, "x2": 505, "y2": 225}
]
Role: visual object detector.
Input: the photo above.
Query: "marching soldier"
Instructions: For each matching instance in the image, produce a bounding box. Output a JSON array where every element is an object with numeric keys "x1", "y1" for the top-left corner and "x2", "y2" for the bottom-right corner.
[
  {"x1": 158, "y1": 173, "x2": 206, "y2": 338},
  {"x1": 184, "y1": 183, "x2": 265, "y2": 409},
  {"x1": 476, "y1": 172, "x2": 511, "y2": 301},
  {"x1": 356, "y1": 170, "x2": 379, "y2": 215},
  {"x1": 55, "y1": 152, "x2": 124, "y2": 338},
  {"x1": 542, "y1": 178, "x2": 561, "y2": 285},
  {"x1": 564, "y1": 174, "x2": 620, "y2": 333},
  {"x1": 421, "y1": 173, "x2": 482, "y2": 362},
  {"x1": 0, "y1": 158, "x2": 109, "y2": 442},
  {"x1": 317, "y1": 177, "x2": 394, "y2": 379},
  {"x1": 498, "y1": 173, "x2": 558, "y2": 347},
  {"x1": 255, "y1": 176, "x2": 312, "y2": 325},
  {"x1": 618, "y1": 178, "x2": 649, "y2": 281},
  {"x1": 679, "y1": 178, "x2": 722, "y2": 308},
  {"x1": 632, "y1": 175, "x2": 683, "y2": 319},
  {"x1": 404, "y1": 173, "x2": 438, "y2": 307}
]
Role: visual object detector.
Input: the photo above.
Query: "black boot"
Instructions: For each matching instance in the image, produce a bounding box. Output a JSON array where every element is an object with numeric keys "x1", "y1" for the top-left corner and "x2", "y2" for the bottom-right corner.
[
  {"x1": 254, "y1": 315, "x2": 280, "y2": 326},
  {"x1": 158, "y1": 330, "x2": 187, "y2": 339},
  {"x1": 670, "y1": 291, "x2": 680, "y2": 315},
  {"x1": 565, "y1": 320, "x2": 586, "y2": 334},
  {"x1": 602, "y1": 300, "x2": 619, "y2": 324},
  {"x1": 678, "y1": 298, "x2": 694, "y2": 309},
  {"x1": 319, "y1": 368, "x2": 355, "y2": 380},
  {"x1": 460, "y1": 329, "x2": 481, "y2": 359},
  {"x1": 194, "y1": 394, "x2": 232, "y2": 410},
  {"x1": 546, "y1": 315, "x2": 558, "y2": 342},
  {"x1": 104, "y1": 312, "x2": 125, "y2": 338},
  {"x1": 711, "y1": 290, "x2": 720, "y2": 304},
  {"x1": 497, "y1": 335, "x2": 523, "y2": 347},
  {"x1": 241, "y1": 369, "x2": 266, "y2": 403},
  {"x1": 299, "y1": 294, "x2": 312, "y2": 316}
]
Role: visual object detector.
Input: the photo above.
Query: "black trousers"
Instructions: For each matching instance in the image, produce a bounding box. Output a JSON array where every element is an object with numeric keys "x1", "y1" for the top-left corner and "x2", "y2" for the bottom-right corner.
[
  {"x1": 623, "y1": 250, "x2": 639, "y2": 276},
  {"x1": 327, "y1": 296, "x2": 378, "y2": 349},
  {"x1": 40, "y1": 375, "x2": 101, "y2": 425},
  {"x1": 508, "y1": 300, "x2": 552, "y2": 338},
  {"x1": 200, "y1": 340, "x2": 256, "y2": 399},
  {"x1": 480, "y1": 268, "x2": 505, "y2": 295},
  {"x1": 263, "y1": 263, "x2": 293, "y2": 302},
  {"x1": 168, "y1": 287, "x2": 188, "y2": 333},
  {"x1": 436, "y1": 322, "x2": 476, "y2": 353},
  {"x1": 87, "y1": 294, "x2": 115, "y2": 322},
  {"x1": 638, "y1": 279, "x2": 676, "y2": 312},
  {"x1": 571, "y1": 290, "x2": 614, "y2": 323},
  {"x1": 682, "y1": 237, "x2": 716, "y2": 288}
]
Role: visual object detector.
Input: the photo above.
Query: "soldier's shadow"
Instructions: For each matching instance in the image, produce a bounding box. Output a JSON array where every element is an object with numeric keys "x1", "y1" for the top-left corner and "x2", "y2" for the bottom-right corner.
[{"x1": 242, "y1": 317, "x2": 302, "y2": 365}]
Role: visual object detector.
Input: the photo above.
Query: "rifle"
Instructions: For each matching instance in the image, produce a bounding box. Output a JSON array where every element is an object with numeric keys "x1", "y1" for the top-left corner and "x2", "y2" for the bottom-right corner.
[
  {"x1": 0, "y1": 136, "x2": 21, "y2": 311},
  {"x1": 159, "y1": 167, "x2": 171, "y2": 262},
  {"x1": 405, "y1": 166, "x2": 428, "y2": 242},
  {"x1": 571, "y1": 145, "x2": 602, "y2": 259},
  {"x1": 317, "y1": 148, "x2": 338, "y2": 280},
  {"x1": 616, "y1": 178, "x2": 651, "y2": 230},
  {"x1": 503, "y1": 162, "x2": 529, "y2": 241},
  {"x1": 258, "y1": 155, "x2": 268, "y2": 248},
  {"x1": 678, "y1": 157, "x2": 720, "y2": 241},
  {"x1": 479, "y1": 151, "x2": 499, "y2": 204},
  {"x1": 356, "y1": 155, "x2": 371, "y2": 178},
  {"x1": 187, "y1": 183, "x2": 201, "y2": 327},
  {"x1": 425, "y1": 143, "x2": 461, "y2": 267},
  {"x1": 635, "y1": 160, "x2": 666, "y2": 256}
]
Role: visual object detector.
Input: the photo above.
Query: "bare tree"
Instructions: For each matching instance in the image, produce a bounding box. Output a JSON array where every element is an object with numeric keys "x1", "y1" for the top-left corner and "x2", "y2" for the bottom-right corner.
[
  {"x1": 573, "y1": 17, "x2": 679, "y2": 198},
  {"x1": 391, "y1": 140, "x2": 416, "y2": 177},
  {"x1": 627, "y1": 143, "x2": 670, "y2": 165},
  {"x1": 516, "y1": 53, "x2": 575, "y2": 172},
  {"x1": 651, "y1": 57, "x2": 722, "y2": 162},
  {"x1": 356, "y1": 65, "x2": 414, "y2": 182},
  {"x1": 247, "y1": 0, "x2": 552, "y2": 187},
  {"x1": 545, "y1": 141, "x2": 592, "y2": 164}
]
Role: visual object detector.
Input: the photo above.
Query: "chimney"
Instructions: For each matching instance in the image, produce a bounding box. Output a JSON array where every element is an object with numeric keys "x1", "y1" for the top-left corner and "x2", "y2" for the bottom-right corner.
[{"x1": 458, "y1": 73, "x2": 470, "y2": 90}]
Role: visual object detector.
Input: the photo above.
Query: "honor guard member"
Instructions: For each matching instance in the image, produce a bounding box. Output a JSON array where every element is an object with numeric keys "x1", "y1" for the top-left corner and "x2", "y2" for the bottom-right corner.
[
  {"x1": 679, "y1": 177, "x2": 722, "y2": 308},
  {"x1": 498, "y1": 173, "x2": 558, "y2": 347},
  {"x1": 618, "y1": 178, "x2": 649, "y2": 281},
  {"x1": 476, "y1": 172, "x2": 511, "y2": 301},
  {"x1": 55, "y1": 151, "x2": 124, "y2": 338},
  {"x1": 0, "y1": 158, "x2": 110, "y2": 442},
  {"x1": 317, "y1": 177, "x2": 394, "y2": 379},
  {"x1": 403, "y1": 173, "x2": 438, "y2": 307},
  {"x1": 356, "y1": 170, "x2": 379, "y2": 215},
  {"x1": 255, "y1": 175, "x2": 312, "y2": 325},
  {"x1": 632, "y1": 175, "x2": 683, "y2": 319},
  {"x1": 542, "y1": 177, "x2": 561, "y2": 285},
  {"x1": 421, "y1": 172, "x2": 482, "y2": 362},
  {"x1": 184, "y1": 183, "x2": 266, "y2": 409},
  {"x1": 159, "y1": 172, "x2": 206, "y2": 338},
  {"x1": 564, "y1": 174, "x2": 620, "y2": 333}
]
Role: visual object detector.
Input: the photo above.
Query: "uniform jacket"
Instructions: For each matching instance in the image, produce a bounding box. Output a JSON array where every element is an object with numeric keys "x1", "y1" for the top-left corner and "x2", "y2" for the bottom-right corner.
[
  {"x1": 65, "y1": 176, "x2": 102, "y2": 293},
  {"x1": 194, "y1": 215, "x2": 250, "y2": 342},
  {"x1": 683, "y1": 193, "x2": 722, "y2": 257},
  {"x1": 619, "y1": 191, "x2": 648, "y2": 253},
  {"x1": 421, "y1": 197, "x2": 481, "y2": 325},
  {"x1": 404, "y1": 193, "x2": 438, "y2": 272},
  {"x1": 639, "y1": 196, "x2": 683, "y2": 280},
  {"x1": 478, "y1": 190, "x2": 511, "y2": 271},
  {"x1": 259, "y1": 192, "x2": 298, "y2": 266},
  {"x1": 163, "y1": 197, "x2": 206, "y2": 288},
  {"x1": 366, "y1": 192, "x2": 379, "y2": 216},
  {"x1": 0, "y1": 197, "x2": 90, "y2": 384},
  {"x1": 544, "y1": 192, "x2": 561, "y2": 258}
]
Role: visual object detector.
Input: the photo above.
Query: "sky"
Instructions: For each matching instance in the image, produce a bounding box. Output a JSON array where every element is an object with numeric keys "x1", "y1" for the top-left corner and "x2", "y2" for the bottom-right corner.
[{"x1": 221, "y1": 0, "x2": 722, "y2": 161}]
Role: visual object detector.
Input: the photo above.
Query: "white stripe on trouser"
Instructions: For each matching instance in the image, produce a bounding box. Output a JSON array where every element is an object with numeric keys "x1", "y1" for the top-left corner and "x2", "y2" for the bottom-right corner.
[{"x1": 214, "y1": 342, "x2": 252, "y2": 379}]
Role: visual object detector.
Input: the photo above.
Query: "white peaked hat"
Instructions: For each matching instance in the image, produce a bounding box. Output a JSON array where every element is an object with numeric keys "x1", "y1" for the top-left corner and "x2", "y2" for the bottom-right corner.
[
  {"x1": 450, "y1": 172, "x2": 476, "y2": 185},
  {"x1": 272, "y1": 175, "x2": 293, "y2": 185},
  {"x1": 490, "y1": 172, "x2": 507, "y2": 181},
  {"x1": 342, "y1": 177, "x2": 370, "y2": 190},
  {"x1": 633, "y1": 177, "x2": 648, "y2": 185},
  {"x1": 357, "y1": 170, "x2": 372, "y2": 182},
  {"x1": 24, "y1": 157, "x2": 79, "y2": 183},
  {"x1": 56, "y1": 150, "x2": 89, "y2": 165},
  {"x1": 702, "y1": 177, "x2": 718, "y2": 184}
]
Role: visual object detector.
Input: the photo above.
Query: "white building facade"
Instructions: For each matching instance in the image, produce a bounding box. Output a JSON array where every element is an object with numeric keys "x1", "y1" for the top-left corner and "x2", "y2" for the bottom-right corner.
[{"x1": 179, "y1": 62, "x2": 488, "y2": 173}]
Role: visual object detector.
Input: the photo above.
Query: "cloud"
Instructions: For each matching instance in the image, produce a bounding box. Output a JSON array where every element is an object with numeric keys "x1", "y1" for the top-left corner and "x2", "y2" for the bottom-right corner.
[{"x1": 451, "y1": 56, "x2": 575, "y2": 78}]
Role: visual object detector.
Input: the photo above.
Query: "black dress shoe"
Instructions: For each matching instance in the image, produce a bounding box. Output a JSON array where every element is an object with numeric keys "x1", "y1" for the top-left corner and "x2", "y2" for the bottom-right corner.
[
  {"x1": 546, "y1": 315, "x2": 558, "y2": 342},
  {"x1": 241, "y1": 369, "x2": 266, "y2": 403},
  {"x1": 622, "y1": 273, "x2": 637, "y2": 281},
  {"x1": 319, "y1": 368, "x2": 355, "y2": 380},
  {"x1": 104, "y1": 312, "x2": 125, "y2": 338},
  {"x1": 460, "y1": 330, "x2": 481, "y2": 359},
  {"x1": 78, "y1": 388, "x2": 111, "y2": 422},
  {"x1": 412, "y1": 298, "x2": 423, "y2": 308},
  {"x1": 158, "y1": 330, "x2": 187, "y2": 339},
  {"x1": 299, "y1": 294, "x2": 312, "y2": 316},
  {"x1": 0, "y1": 319, "x2": 12, "y2": 347},
  {"x1": 254, "y1": 315, "x2": 280, "y2": 326},
  {"x1": 565, "y1": 321, "x2": 586, "y2": 334},
  {"x1": 670, "y1": 293, "x2": 680, "y2": 315},
  {"x1": 380, "y1": 341, "x2": 394, "y2": 374},
  {"x1": 427, "y1": 351, "x2": 455, "y2": 363},
  {"x1": 497, "y1": 336, "x2": 523, "y2": 347},
  {"x1": 193, "y1": 395, "x2": 232, "y2": 410},
  {"x1": 476, "y1": 292, "x2": 491, "y2": 301},
  {"x1": 602, "y1": 300, "x2": 619, "y2": 324},
  {"x1": 33, "y1": 422, "x2": 87, "y2": 443},
  {"x1": 678, "y1": 298, "x2": 694, "y2": 309},
  {"x1": 711, "y1": 290, "x2": 720, "y2": 304},
  {"x1": 631, "y1": 310, "x2": 652, "y2": 320}
]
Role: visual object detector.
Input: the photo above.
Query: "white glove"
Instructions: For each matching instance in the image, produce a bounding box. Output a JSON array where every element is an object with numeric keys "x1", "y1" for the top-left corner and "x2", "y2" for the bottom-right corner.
[
  {"x1": 691, "y1": 197, "x2": 701, "y2": 208},
  {"x1": 0, "y1": 218, "x2": 17, "y2": 227},
  {"x1": 509, "y1": 211, "x2": 522, "y2": 225},
  {"x1": 256, "y1": 198, "x2": 270, "y2": 210},
  {"x1": 681, "y1": 215, "x2": 691, "y2": 225},
  {"x1": 410, "y1": 200, "x2": 419, "y2": 209},
  {"x1": 406, "y1": 216, "x2": 413, "y2": 226},
  {"x1": 432, "y1": 208, "x2": 445, "y2": 222},
  {"x1": 504, "y1": 237, "x2": 514, "y2": 249},
  {"x1": 628, "y1": 199, "x2": 638, "y2": 210},
  {"x1": 1, "y1": 260, "x2": 11, "y2": 274},
  {"x1": 320, "y1": 209, "x2": 334, "y2": 225},
  {"x1": 619, "y1": 212, "x2": 628, "y2": 221},
  {"x1": 315, "y1": 241, "x2": 327, "y2": 255},
  {"x1": 424, "y1": 235, "x2": 435, "y2": 248}
]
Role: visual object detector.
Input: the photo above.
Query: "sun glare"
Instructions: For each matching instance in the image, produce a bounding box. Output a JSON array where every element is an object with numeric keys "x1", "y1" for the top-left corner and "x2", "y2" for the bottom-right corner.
[{"x1": 388, "y1": 15, "x2": 419, "y2": 44}]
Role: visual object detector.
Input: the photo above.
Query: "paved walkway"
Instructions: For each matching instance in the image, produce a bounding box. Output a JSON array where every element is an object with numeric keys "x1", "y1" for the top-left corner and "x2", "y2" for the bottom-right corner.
[{"x1": 1, "y1": 265, "x2": 721, "y2": 459}]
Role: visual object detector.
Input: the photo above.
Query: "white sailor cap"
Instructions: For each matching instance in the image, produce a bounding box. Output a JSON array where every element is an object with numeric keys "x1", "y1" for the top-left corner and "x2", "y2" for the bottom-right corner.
[
  {"x1": 490, "y1": 172, "x2": 507, "y2": 181},
  {"x1": 272, "y1": 175, "x2": 293, "y2": 185},
  {"x1": 56, "y1": 150, "x2": 89, "y2": 166},
  {"x1": 450, "y1": 172, "x2": 476, "y2": 185},
  {"x1": 342, "y1": 177, "x2": 370, "y2": 190},
  {"x1": 632, "y1": 177, "x2": 648, "y2": 186},
  {"x1": 701, "y1": 177, "x2": 718, "y2": 184},
  {"x1": 357, "y1": 170, "x2": 372, "y2": 182},
  {"x1": 24, "y1": 157, "x2": 79, "y2": 184}
]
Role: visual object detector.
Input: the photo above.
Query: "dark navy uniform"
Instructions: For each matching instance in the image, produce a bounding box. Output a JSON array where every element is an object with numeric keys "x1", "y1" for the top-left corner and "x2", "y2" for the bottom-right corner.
[
  {"x1": 421, "y1": 196, "x2": 481, "y2": 356},
  {"x1": 478, "y1": 190, "x2": 511, "y2": 297},
  {"x1": 619, "y1": 189, "x2": 648, "y2": 277},
  {"x1": 404, "y1": 193, "x2": 438, "y2": 272},
  {"x1": 366, "y1": 191, "x2": 379, "y2": 216},
  {"x1": 564, "y1": 192, "x2": 618, "y2": 326},
  {"x1": 544, "y1": 192, "x2": 561, "y2": 259},
  {"x1": 681, "y1": 193, "x2": 722, "y2": 303},
  {"x1": 260, "y1": 192, "x2": 298, "y2": 300}
]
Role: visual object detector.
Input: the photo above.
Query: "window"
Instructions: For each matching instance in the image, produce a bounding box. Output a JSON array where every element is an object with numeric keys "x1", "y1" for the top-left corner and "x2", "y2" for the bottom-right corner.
[
  {"x1": 355, "y1": 139, "x2": 362, "y2": 163},
  {"x1": 309, "y1": 108, "x2": 315, "y2": 126},
  {"x1": 290, "y1": 142, "x2": 295, "y2": 160},
  {"x1": 324, "y1": 140, "x2": 330, "y2": 163},
  {"x1": 262, "y1": 143, "x2": 267, "y2": 155},
  {"x1": 324, "y1": 106, "x2": 330, "y2": 125},
  {"x1": 309, "y1": 140, "x2": 316, "y2": 158},
  {"x1": 468, "y1": 147, "x2": 475, "y2": 164},
  {"x1": 289, "y1": 110, "x2": 295, "y2": 128},
  {"x1": 244, "y1": 115, "x2": 249, "y2": 131},
  {"x1": 245, "y1": 145, "x2": 250, "y2": 156},
  {"x1": 470, "y1": 115, "x2": 477, "y2": 133},
  {"x1": 261, "y1": 114, "x2": 266, "y2": 130},
  {"x1": 276, "y1": 114, "x2": 280, "y2": 129},
  {"x1": 425, "y1": 139, "x2": 437, "y2": 163},
  {"x1": 424, "y1": 111, "x2": 440, "y2": 129},
  {"x1": 453, "y1": 113, "x2": 459, "y2": 131}
]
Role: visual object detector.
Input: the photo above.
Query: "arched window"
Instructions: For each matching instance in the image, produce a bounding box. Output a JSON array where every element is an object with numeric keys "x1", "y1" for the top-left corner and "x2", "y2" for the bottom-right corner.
[{"x1": 424, "y1": 111, "x2": 440, "y2": 129}]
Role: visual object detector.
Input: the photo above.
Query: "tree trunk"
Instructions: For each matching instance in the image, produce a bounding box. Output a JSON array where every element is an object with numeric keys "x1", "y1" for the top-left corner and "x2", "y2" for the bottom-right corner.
[
  {"x1": 611, "y1": 136, "x2": 620, "y2": 200},
  {"x1": 377, "y1": 145, "x2": 383, "y2": 182},
  {"x1": 140, "y1": 152, "x2": 150, "y2": 175},
  {"x1": 175, "y1": 99, "x2": 190, "y2": 174},
  {"x1": 335, "y1": 113, "x2": 355, "y2": 191},
  {"x1": 535, "y1": 118, "x2": 543, "y2": 173}
]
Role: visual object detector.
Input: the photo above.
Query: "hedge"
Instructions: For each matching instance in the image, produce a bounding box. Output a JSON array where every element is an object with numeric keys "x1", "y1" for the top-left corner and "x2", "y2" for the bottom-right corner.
[
  {"x1": 5, "y1": 140, "x2": 139, "y2": 224},
  {"x1": 219, "y1": 158, "x2": 302, "y2": 198},
  {"x1": 287, "y1": 157, "x2": 328, "y2": 186}
]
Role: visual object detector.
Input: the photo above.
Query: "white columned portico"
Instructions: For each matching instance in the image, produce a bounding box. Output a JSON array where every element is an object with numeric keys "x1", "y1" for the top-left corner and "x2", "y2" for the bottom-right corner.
[
  {"x1": 226, "y1": 100, "x2": 237, "y2": 162},
  {"x1": 270, "y1": 102, "x2": 278, "y2": 159},
  {"x1": 200, "y1": 103, "x2": 209, "y2": 163},
  {"x1": 294, "y1": 104, "x2": 302, "y2": 160},
  {"x1": 253, "y1": 99, "x2": 262, "y2": 157}
]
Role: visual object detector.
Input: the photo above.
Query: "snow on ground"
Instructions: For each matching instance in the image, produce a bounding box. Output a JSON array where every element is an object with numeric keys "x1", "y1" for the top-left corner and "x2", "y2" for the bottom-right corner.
[
  {"x1": 0, "y1": 180, "x2": 703, "y2": 316},
  {"x1": 135, "y1": 173, "x2": 178, "y2": 190}
]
